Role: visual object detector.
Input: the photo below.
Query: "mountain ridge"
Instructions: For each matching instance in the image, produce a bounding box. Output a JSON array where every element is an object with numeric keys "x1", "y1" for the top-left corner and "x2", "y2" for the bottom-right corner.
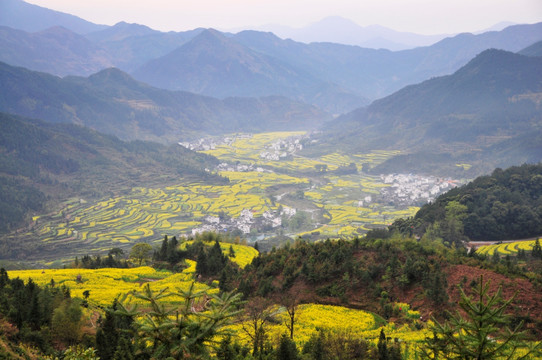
[
  {"x1": 0, "y1": 61, "x2": 332, "y2": 143},
  {"x1": 0, "y1": 0, "x2": 107, "y2": 34},
  {"x1": 317, "y1": 49, "x2": 542, "y2": 176}
]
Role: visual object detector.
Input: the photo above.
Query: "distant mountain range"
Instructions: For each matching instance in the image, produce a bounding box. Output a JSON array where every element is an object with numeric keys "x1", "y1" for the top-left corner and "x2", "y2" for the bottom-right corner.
[
  {"x1": 0, "y1": 0, "x2": 107, "y2": 34},
  {"x1": 319, "y1": 49, "x2": 542, "y2": 176},
  {"x1": 250, "y1": 16, "x2": 451, "y2": 51},
  {"x1": 2, "y1": 1, "x2": 542, "y2": 114},
  {"x1": 132, "y1": 29, "x2": 365, "y2": 113},
  {"x1": 0, "y1": 25, "x2": 114, "y2": 76},
  {"x1": 0, "y1": 62, "x2": 331, "y2": 143}
]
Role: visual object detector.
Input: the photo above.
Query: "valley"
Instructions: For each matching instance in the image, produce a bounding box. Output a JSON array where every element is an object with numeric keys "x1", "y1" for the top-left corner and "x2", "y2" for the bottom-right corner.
[
  {"x1": 0, "y1": 2, "x2": 541, "y2": 358},
  {"x1": 1, "y1": 131, "x2": 463, "y2": 264}
]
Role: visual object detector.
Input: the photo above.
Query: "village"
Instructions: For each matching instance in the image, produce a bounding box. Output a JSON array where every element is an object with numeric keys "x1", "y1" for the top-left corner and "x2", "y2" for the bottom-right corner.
[
  {"x1": 190, "y1": 206, "x2": 297, "y2": 236},
  {"x1": 181, "y1": 134, "x2": 463, "y2": 238},
  {"x1": 379, "y1": 173, "x2": 461, "y2": 206}
]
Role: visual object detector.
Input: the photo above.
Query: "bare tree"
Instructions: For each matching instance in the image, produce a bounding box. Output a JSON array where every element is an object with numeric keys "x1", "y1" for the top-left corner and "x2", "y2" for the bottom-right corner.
[
  {"x1": 280, "y1": 291, "x2": 301, "y2": 340},
  {"x1": 240, "y1": 297, "x2": 278, "y2": 357}
]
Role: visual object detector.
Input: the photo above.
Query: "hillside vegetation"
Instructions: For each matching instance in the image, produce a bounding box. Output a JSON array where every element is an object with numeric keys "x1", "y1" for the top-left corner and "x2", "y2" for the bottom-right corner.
[
  {"x1": 0, "y1": 112, "x2": 223, "y2": 234},
  {"x1": 410, "y1": 163, "x2": 542, "y2": 242}
]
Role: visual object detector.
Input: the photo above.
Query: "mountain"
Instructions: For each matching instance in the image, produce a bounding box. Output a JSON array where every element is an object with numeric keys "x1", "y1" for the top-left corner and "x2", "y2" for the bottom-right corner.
[
  {"x1": 233, "y1": 22, "x2": 542, "y2": 103},
  {"x1": 0, "y1": 0, "x2": 106, "y2": 34},
  {"x1": 85, "y1": 22, "x2": 205, "y2": 72},
  {"x1": 474, "y1": 21, "x2": 517, "y2": 34},
  {"x1": 132, "y1": 29, "x2": 366, "y2": 113},
  {"x1": 0, "y1": 112, "x2": 223, "y2": 233},
  {"x1": 0, "y1": 26, "x2": 114, "y2": 76},
  {"x1": 519, "y1": 40, "x2": 542, "y2": 57},
  {"x1": 254, "y1": 16, "x2": 449, "y2": 51},
  {"x1": 318, "y1": 49, "x2": 542, "y2": 176},
  {"x1": 0, "y1": 62, "x2": 331, "y2": 142},
  {"x1": 2, "y1": 17, "x2": 542, "y2": 113}
]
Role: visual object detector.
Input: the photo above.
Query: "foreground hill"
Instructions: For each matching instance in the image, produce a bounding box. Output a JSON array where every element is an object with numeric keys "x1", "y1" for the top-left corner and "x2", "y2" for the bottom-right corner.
[
  {"x1": 0, "y1": 62, "x2": 331, "y2": 143},
  {"x1": 318, "y1": 50, "x2": 542, "y2": 176},
  {"x1": 236, "y1": 236, "x2": 542, "y2": 335},
  {"x1": 0, "y1": 112, "x2": 223, "y2": 233}
]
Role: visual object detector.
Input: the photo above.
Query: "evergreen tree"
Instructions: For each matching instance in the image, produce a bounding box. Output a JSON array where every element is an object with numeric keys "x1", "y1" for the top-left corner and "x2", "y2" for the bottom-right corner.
[
  {"x1": 420, "y1": 275, "x2": 542, "y2": 359},
  {"x1": 168, "y1": 236, "x2": 179, "y2": 263},
  {"x1": 276, "y1": 334, "x2": 298, "y2": 360},
  {"x1": 96, "y1": 298, "x2": 134, "y2": 360},
  {"x1": 377, "y1": 329, "x2": 388, "y2": 360},
  {"x1": 532, "y1": 238, "x2": 542, "y2": 259},
  {"x1": 112, "y1": 337, "x2": 134, "y2": 360},
  {"x1": 196, "y1": 247, "x2": 209, "y2": 276},
  {"x1": 159, "y1": 235, "x2": 169, "y2": 261},
  {"x1": 216, "y1": 336, "x2": 235, "y2": 360},
  {"x1": 0, "y1": 268, "x2": 8, "y2": 288},
  {"x1": 208, "y1": 240, "x2": 226, "y2": 275}
]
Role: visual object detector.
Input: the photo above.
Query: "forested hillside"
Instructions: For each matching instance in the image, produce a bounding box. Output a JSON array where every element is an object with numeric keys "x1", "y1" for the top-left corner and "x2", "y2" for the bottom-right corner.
[
  {"x1": 0, "y1": 112, "x2": 223, "y2": 233},
  {"x1": 409, "y1": 163, "x2": 542, "y2": 242}
]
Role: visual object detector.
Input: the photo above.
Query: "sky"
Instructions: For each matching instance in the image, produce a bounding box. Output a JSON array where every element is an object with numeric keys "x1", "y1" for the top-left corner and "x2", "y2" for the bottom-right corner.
[{"x1": 24, "y1": 0, "x2": 542, "y2": 35}]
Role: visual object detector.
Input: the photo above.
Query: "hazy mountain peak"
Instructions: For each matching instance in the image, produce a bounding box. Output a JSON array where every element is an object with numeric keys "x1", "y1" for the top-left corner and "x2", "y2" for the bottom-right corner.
[
  {"x1": 308, "y1": 16, "x2": 361, "y2": 29},
  {"x1": 182, "y1": 28, "x2": 245, "y2": 54},
  {"x1": 108, "y1": 21, "x2": 156, "y2": 36},
  {"x1": 88, "y1": 67, "x2": 137, "y2": 85},
  {"x1": 253, "y1": 16, "x2": 450, "y2": 50},
  {"x1": 196, "y1": 28, "x2": 229, "y2": 41},
  {"x1": 85, "y1": 21, "x2": 158, "y2": 42},
  {"x1": 37, "y1": 25, "x2": 79, "y2": 37}
]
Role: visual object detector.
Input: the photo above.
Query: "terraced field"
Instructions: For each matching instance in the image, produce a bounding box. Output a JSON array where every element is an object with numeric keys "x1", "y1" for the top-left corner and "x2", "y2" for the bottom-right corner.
[
  {"x1": 5, "y1": 131, "x2": 421, "y2": 261},
  {"x1": 476, "y1": 240, "x2": 539, "y2": 256}
]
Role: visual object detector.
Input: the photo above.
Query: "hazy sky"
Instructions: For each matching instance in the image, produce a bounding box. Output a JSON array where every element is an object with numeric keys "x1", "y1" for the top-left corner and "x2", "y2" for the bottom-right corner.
[{"x1": 25, "y1": 0, "x2": 542, "y2": 35}]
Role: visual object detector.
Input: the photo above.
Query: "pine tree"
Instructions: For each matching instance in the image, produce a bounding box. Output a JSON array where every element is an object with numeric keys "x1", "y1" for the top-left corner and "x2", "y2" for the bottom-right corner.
[
  {"x1": 196, "y1": 247, "x2": 209, "y2": 276},
  {"x1": 216, "y1": 336, "x2": 235, "y2": 360},
  {"x1": 420, "y1": 275, "x2": 542, "y2": 359},
  {"x1": 168, "y1": 236, "x2": 179, "y2": 263},
  {"x1": 377, "y1": 329, "x2": 389, "y2": 360},
  {"x1": 532, "y1": 238, "x2": 542, "y2": 259},
  {"x1": 159, "y1": 235, "x2": 169, "y2": 261},
  {"x1": 112, "y1": 337, "x2": 134, "y2": 360},
  {"x1": 276, "y1": 334, "x2": 298, "y2": 360},
  {"x1": 0, "y1": 268, "x2": 8, "y2": 288}
]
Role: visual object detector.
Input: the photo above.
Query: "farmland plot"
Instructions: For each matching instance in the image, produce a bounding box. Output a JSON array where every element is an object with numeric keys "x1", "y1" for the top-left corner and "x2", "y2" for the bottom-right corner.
[
  {"x1": 227, "y1": 303, "x2": 429, "y2": 353},
  {"x1": 476, "y1": 239, "x2": 538, "y2": 256}
]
